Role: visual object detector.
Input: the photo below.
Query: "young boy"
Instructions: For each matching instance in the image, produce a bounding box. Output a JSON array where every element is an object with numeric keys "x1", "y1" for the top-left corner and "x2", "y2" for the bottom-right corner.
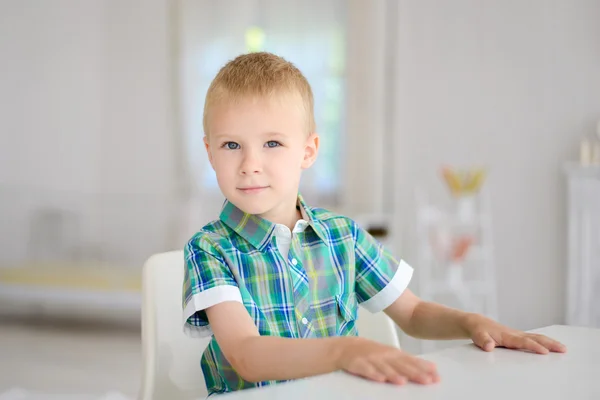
[{"x1": 182, "y1": 52, "x2": 566, "y2": 397}]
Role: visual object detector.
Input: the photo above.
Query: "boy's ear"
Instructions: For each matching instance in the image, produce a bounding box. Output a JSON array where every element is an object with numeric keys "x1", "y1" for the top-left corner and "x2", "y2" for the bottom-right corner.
[
  {"x1": 203, "y1": 136, "x2": 215, "y2": 170},
  {"x1": 301, "y1": 133, "x2": 319, "y2": 169}
]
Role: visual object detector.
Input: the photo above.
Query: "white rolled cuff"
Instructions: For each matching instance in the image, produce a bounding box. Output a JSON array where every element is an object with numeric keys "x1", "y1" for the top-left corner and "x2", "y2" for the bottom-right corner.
[
  {"x1": 182, "y1": 285, "x2": 243, "y2": 338},
  {"x1": 360, "y1": 260, "x2": 414, "y2": 313}
]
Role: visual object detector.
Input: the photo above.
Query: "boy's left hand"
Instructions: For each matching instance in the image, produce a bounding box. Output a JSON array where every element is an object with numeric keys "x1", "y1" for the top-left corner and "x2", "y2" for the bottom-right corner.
[{"x1": 464, "y1": 314, "x2": 567, "y2": 354}]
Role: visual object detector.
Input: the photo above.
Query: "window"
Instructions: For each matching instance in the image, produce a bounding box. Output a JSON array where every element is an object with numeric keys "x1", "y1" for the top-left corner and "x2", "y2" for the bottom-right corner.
[{"x1": 179, "y1": 0, "x2": 347, "y2": 205}]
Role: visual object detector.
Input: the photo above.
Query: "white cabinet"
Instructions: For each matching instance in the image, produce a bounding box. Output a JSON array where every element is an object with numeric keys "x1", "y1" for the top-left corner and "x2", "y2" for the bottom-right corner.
[{"x1": 564, "y1": 163, "x2": 600, "y2": 327}]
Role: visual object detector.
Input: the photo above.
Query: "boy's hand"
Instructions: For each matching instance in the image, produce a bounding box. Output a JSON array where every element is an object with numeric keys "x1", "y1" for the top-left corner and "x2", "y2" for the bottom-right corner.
[
  {"x1": 336, "y1": 337, "x2": 440, "y2": 385},
  {"x1": 464, "y1": 314, "x2": 567, "y2": 354}
]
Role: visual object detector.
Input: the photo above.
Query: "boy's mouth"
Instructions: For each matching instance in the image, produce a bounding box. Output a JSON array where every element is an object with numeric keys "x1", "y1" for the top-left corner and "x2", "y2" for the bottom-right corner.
[{"x1": 238, "y1": 186, "x2": 269, "y2": 194}]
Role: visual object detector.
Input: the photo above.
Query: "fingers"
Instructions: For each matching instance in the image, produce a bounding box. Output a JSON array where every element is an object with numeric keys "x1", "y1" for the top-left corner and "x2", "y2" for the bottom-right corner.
[
  {"x1": 472, "y1": 331, "x2": 496, "y2": 352},
  {"x1": 348, "y1": 363, "x2": 386, "y2": 383},
  {"x1": 348, "y1": 360, "x2": 402, "y2": 384},
  {"x1": 341, "y1": 340, "x2": 440, "y2": 386},
  {"x1": 397, "y1": 362, "x2": 437, "y2": 384},
  {"x1": 391, "y1": 354, "x2": 439, "y2": 385},
  {"x1": 351, "y1": 354, "x2": 439, "y2": 386},
  {"x1": 373, "y1": 361, "x2": 407, "y2": 385},
  {"x1": 523, "y1": 337, "x2": 549, "y2": 354},
  {"x1": 477, "y1": 331, "x2": 567, "y2": 354},
  {"x1": 529, "y1": 334, "x2": 567, "y2": 353},
  {"x1": 503, "y1": 333, "x2": 549, "y2": 354},
  {"x1": 411, "y1": 357, "x2": 439, "y2": 378}
]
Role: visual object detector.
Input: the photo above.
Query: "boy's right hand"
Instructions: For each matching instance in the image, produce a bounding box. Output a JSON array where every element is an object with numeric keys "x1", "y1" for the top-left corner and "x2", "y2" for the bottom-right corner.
[{"x1": 336, "y1": 337, "x2": 440, "y2": 385}]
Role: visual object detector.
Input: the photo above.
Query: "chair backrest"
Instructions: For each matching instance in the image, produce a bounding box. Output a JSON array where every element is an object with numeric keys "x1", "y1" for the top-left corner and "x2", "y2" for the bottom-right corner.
[
  {"x1": 357, "y1": 306, "x2": 401, "y2": 348},
  {"x1": 140, "y1": 251, "x2": 211, "y2": 400},
  {"x1": 139, "y1": 250, "x2": 401, "y2": 399}
]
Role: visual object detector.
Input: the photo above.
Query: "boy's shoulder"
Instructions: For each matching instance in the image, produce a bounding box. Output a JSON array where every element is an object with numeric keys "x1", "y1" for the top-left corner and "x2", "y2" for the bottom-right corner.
[
  {"x1": 305, "y1": 206, "x2": 366, "y2": 243},
  {"x1": 308, "y1": 205, "x2": 356, "y2": 227},
  {"x1": 185, "y1": 219, "x2": 234, "y2": 253}
]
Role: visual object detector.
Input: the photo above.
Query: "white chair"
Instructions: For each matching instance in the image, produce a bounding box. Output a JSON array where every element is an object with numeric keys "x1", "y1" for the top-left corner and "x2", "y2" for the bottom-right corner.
[
  {"x1": 139, "y1": 251, "x2": 401, "y2": 400},
  {"x1": 357, "y1": 306, "x2": 401, "y2": 348},
  {"x1": 140, "y1": 251, "x2": 211, "y2": 400}
]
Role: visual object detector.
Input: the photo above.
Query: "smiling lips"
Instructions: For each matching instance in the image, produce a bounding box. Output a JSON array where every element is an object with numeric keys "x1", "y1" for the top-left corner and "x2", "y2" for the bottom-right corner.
[{"x1": 238, "y1": 186, "x2": 269, "y2": 194}]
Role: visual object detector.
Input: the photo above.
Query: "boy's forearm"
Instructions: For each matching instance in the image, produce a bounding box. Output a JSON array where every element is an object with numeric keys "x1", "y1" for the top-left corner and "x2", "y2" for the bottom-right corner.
[
  {"x1": 404, "y1": 301, "x2": 475, "y2": 340},
  {"x1": 235, "y1": 335, "x2": 353, "y2": 382}
]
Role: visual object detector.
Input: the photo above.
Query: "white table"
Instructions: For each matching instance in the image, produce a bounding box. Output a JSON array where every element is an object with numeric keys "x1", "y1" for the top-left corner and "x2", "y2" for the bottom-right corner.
[{"x1": 222, "y1": 325, "x2": 600, "y2": 399}]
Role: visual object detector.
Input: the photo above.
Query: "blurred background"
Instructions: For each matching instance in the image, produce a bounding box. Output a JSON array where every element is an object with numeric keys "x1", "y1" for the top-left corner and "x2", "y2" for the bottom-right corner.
[{"x1": 1, "y1": 0, "x2": 599, "y2": 398}]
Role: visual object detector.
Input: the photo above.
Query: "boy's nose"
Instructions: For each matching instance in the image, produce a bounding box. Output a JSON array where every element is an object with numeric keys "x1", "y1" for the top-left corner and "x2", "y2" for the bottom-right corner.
[{"x1": 239, "y1": 152, "x2": 262, "y2": 175}]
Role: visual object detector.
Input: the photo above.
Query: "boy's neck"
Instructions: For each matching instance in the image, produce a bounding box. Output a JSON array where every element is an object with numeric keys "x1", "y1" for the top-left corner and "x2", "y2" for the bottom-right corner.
[
  {"x1": 279, "y1": 205, "x2": 303, "y2": 232},
  {"x1": 259, "y1": 202, "x2": 304, "y2": 232}
]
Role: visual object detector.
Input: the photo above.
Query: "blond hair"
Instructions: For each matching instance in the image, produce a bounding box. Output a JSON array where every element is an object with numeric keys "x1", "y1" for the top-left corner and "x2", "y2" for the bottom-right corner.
[{"x1": 203, "y1": 52, "x2": 315, "y2": 135}]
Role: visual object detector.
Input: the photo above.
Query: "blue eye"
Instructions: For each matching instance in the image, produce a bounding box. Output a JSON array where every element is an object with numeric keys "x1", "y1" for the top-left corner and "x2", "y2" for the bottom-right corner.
[
  {"x1": 223, "y1": 142, "x2": 240, "y2": 150},
  {"x1": 265, "y1": 141, "x2": 281, "y2": 148}
]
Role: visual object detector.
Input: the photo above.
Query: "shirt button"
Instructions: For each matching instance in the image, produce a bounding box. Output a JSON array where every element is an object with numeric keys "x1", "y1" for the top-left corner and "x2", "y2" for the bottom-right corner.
[
  {"x1": 291, "y1": 258, "x2": 298, "y2": 266},
  {"x1": 301, "y1": 317, "x2": 308, "y2": 325}
]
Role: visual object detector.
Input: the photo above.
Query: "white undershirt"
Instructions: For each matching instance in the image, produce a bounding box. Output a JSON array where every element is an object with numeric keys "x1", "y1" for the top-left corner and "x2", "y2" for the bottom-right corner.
[{"x1": 272, "y1": 216, "x2": 310, "y2": 260}]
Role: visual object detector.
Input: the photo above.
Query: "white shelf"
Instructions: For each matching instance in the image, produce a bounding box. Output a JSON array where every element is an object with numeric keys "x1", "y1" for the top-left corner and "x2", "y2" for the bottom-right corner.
[{"x1": 415, "y1": 188, "x2": 498, "y2": 353}]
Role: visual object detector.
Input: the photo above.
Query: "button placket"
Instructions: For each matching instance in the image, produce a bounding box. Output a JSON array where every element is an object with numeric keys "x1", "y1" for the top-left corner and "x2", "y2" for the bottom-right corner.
[{"x1": 287, "y1": 238, "x2": 313, "y2": 337}]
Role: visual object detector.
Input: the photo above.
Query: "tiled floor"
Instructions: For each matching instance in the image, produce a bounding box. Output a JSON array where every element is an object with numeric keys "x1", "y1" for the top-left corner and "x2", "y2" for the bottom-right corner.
[{"x1": 0, "y1": 315, "x2": 141, "y2": 398}]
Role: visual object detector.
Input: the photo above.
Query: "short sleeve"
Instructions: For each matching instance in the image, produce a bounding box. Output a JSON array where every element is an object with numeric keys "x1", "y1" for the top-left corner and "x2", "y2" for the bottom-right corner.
[
  {"x1": 353, "y1": 221, "x2": 413, "y2": 313},
  {"x1": 182, "y1": 233, "x2": 243, "y2": 338}
]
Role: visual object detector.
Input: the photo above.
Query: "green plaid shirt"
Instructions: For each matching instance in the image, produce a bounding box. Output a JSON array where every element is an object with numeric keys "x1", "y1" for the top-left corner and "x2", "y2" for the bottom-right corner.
[{"x1": 183, "y1": 195, "x2": 413, "y2": 396}]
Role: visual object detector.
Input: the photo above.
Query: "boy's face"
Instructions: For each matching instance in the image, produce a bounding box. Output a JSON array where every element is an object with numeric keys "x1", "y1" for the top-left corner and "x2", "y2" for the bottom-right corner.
[{"x1": 204, "y1": 94, "x2": 319, "y2": 223}]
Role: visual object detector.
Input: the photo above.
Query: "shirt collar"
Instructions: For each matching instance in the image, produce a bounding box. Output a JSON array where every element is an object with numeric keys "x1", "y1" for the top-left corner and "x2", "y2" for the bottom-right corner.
[{"x1": 219, "y1": 193, "x2": 327, "y2": 251}]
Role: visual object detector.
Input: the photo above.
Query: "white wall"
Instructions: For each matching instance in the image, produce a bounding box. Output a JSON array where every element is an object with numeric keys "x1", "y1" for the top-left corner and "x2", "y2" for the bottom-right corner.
[
  {"x1": 393, "y1": 0, "x2": 600, "y2": 334},
  {"x1": 0, "y1": 1, "x2": 102, "y2": 194},
  {"x1": 0, "y1": 0, "x2": 180, "y2": 265},
  {"x1": 2, "y1": 0, "x2": 599, "y2": 334}
]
